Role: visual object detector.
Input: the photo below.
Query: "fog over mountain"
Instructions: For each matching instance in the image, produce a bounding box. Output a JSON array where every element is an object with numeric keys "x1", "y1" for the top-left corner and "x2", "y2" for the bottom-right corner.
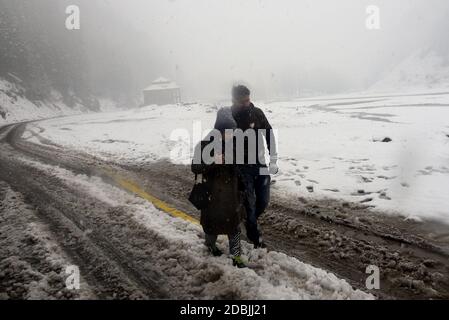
[{"x1": 1, "y1": 0, "x2": 449, "y2": 105}]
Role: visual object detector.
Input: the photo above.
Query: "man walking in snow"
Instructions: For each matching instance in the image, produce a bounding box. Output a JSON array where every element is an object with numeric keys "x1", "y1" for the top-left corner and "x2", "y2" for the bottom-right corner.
[{"x1": 230, "y1": 85, "x2": 278, "y2": 249}]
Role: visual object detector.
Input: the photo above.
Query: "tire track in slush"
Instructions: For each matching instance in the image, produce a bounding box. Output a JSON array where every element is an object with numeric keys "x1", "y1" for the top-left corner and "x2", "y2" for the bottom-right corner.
[{"x1": 0, "y1": 123, "x2": 174, "y2": 299}]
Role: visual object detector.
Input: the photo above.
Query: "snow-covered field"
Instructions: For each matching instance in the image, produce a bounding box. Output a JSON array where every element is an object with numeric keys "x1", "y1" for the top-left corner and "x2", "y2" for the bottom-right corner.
[{"x1": 26, "y1": 91, "x2": 449, "y2": 224}]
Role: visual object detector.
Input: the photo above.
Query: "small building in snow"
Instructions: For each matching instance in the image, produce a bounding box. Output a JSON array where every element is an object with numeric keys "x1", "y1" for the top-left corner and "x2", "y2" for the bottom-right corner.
[{"x1": 143, "y1": 77, "x2": 181, "y2": 106}]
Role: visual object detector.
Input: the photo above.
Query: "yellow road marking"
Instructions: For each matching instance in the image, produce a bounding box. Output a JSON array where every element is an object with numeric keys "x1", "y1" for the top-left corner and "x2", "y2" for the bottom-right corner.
[{"x1": 107, "y1": 171, "x2": 200, "y2": 225}]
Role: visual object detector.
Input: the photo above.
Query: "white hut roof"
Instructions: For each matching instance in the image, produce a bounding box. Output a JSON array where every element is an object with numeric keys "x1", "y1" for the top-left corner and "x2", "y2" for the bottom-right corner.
[{"x1": 144, "y1": 77, "x2": 179, "y2": 91}]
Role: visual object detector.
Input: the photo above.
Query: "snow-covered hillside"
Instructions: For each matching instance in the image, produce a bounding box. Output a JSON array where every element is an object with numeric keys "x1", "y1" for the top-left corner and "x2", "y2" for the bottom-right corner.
[
  {"x1": 0, "y1": 78, "x2": 120, "y2": 125},
  {"x1": 370, "y1": 49, "x2": 449, "y2": 94}
]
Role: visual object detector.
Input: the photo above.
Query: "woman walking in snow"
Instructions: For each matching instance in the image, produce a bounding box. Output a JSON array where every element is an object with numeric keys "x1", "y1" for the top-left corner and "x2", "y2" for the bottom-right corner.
[{"x1": 191, "y1": 107, "x2": 247, "y2": 268}]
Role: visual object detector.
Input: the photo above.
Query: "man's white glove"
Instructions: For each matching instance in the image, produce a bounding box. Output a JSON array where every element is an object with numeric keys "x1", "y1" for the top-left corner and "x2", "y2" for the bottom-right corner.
[{"x1": 269, "y1": 160, "x2": 279, "y2": 175}]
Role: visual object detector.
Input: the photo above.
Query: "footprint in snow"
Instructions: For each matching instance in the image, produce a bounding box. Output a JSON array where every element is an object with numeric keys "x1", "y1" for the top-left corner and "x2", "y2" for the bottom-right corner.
[
  {"x1": 379, "y1": 192, "x2": 391, "y2": 200},
  {"x1": 323, "y1": 188, "x2": 339, "y2": 193}
]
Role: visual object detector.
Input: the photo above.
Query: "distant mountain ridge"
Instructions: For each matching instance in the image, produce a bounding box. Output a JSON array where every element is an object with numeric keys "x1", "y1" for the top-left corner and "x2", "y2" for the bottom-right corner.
[
  {"x1": 0, "y1": 0, "x2": 159, "y2": 114},
  {"x1": 370, "y1": 47, "x2": 449, "y2": 93}
]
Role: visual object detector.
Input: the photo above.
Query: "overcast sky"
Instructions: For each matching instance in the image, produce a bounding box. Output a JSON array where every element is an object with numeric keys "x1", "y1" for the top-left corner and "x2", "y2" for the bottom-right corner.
[{"x1": 104, "y1": 0, "x2": 449, "y2": 100}]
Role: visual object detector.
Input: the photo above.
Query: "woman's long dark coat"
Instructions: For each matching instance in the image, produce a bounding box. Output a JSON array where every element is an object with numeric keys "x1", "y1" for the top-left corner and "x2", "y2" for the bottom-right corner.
[{"x1": 191, "y1": 144, "x2": 245, "y2": 235}]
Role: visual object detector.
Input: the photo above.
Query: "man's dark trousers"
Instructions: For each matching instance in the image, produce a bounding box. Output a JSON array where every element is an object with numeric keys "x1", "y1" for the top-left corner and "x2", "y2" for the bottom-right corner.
[{"x1": 239, "y1": 166, "x2": 271, "y2": 245}]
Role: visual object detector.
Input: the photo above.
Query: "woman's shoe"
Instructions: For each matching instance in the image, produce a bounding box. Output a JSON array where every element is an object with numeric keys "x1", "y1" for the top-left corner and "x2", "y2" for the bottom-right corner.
[
  {"x1": 207, "y1": 245, "x2": 223, "y2": 257},
  {"x1": 232, "y1": 256, "x2": 247, "y2": 268}
]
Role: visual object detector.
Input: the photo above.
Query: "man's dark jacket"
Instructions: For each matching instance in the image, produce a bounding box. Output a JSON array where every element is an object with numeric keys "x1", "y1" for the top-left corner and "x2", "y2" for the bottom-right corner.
[{"x1": 230, "y1": 103, "x2": 277, "y2": 169}]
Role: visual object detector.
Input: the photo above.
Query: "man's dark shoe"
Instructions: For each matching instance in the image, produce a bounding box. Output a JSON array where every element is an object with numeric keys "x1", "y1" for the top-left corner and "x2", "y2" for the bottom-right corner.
[
  {"x1": 254, "y1": 241, "x2": 267, "y2": 249},
  {"x1": 207, "y1": 245, "x2": 223, "y2": 257}
]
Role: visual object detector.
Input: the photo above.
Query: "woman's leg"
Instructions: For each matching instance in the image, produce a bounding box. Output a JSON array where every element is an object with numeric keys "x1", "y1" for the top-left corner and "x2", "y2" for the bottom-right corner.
[
  {"x1": 228, "y1": 229, "x2": 242, "y2": 257},
  {"x1": 205, "y1": 233, "x2": 218, "y2": 247},
  {"x1": 228, "y1": 229, "x2": 246, "y2": 268},
  {"x1": 205, "y1": 233, "x2": 222, "y2": 256}
]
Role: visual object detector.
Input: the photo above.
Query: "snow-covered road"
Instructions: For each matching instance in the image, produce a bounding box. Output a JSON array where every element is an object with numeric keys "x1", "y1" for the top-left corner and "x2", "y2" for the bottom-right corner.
[{"x1": 0, "y1": 122, "x2": 374, "y2": 300}]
